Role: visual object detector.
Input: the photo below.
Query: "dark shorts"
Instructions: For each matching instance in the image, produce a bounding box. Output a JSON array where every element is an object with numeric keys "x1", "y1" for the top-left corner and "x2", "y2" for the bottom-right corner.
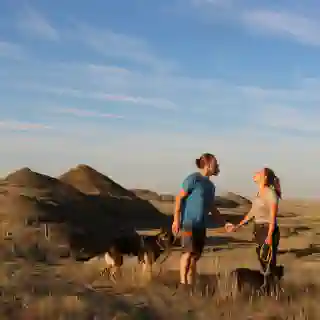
[
  {"x1": 253, "y1": 223, "x2": 280, "y2": 272},
  {"x1": 253, "y1": 224, "x2": 280, "y2": 247},
  {"x1": 181, "y1": 227, "x2": 206, "y2": 259}
]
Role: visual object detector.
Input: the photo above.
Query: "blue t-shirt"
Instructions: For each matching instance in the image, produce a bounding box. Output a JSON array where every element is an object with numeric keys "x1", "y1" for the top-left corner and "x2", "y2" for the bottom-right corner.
[{"x1": 180, "y1": 172, "x2": 215, "y2": 230}]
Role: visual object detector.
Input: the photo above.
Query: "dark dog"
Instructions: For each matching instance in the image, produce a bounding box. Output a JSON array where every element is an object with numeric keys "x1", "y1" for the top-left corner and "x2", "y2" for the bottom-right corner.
[
  {"x1": 230, "y1": 265, "x2": 284, "y2": 295},
  {"x1": 100, "y1": 228, "x2": 176, "y2": 281}
]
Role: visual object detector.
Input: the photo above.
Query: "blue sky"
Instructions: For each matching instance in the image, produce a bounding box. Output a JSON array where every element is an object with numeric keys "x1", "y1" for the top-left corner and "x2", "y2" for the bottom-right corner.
[{"x1": 0, "y1": 0, "x2": 319, "y2": 198}]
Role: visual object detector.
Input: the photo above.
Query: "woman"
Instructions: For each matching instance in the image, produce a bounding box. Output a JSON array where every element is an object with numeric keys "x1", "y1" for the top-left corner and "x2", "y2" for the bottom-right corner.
[
  {"x1": 172, "y1": 153, "x2": 231, "y2": 292},
  {"x1": 229, "y1": 167, "x2": 282, "y2": 276}
]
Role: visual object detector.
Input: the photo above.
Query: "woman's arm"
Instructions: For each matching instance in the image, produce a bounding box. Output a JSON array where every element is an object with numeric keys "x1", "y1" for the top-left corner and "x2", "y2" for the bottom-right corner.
[
  {"x1": 232, "y1": 208, "x2": 254, "y2": 231},
  {"x1": 266, "y1": 192, "x2": 278, "y2": 244},
  {"x1": 235, "y1": 214, "x2": 251, "y2": 229}
]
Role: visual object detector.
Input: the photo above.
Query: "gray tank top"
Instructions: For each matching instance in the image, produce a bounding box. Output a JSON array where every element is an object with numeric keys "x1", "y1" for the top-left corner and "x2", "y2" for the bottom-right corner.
[{"x1": 247, "y1": 188, "x2": 279, "y2": 224}]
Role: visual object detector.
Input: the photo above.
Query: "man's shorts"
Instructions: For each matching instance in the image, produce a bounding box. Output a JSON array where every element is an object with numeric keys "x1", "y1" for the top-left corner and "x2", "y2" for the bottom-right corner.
[{"x1": 180, "y1": 227, "x2": 206, "y2": 259}]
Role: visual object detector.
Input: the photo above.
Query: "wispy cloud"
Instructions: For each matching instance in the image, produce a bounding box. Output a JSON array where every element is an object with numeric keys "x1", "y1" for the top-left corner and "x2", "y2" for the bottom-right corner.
[
  {"x1": 0, "y1": 120, "x2": 52, "y2": 131},
  {"x1": 191, "y1": 0, "x2": 233, "y2": 9},
  {"x1": 88, "y1": 64, "x2": 130, "y2": 75},
  {"x1": 19, "y1": 82, "x2": 178, "y2": 110},
  {"x1": 10, "y1": 60, "x2": 320, "y2": 138},
  {"x1": 187, "y1": 1, "x2": 320, "y2": 46},
  {"x1": 242, "y1": 10, "x2": 320, "y2": 46},
  {"x1": 16, "y1": 6, "x2": 59, "y2": 41},
  {"x1": 98, "y1": 94, "x2": 177, "y2": 109},
  {"x1": 73, "y1": 24, "x2": 175, "y2": 72},
  {"x1": 53, "y1": 107, "x2": 124, "y2": 119},
  {"x1": 0, "y1": 41, "x2": 26, "y2": 60},
  {"x1": 0, "y1": 62, "x2": 319, "y2": 196},
  {"x1": 255, "y1": 105, "x2": 320, "y2": 134}
]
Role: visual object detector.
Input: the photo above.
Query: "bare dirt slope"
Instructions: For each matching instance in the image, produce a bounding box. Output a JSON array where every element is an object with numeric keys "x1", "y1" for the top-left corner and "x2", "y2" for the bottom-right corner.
[
  {"x1": 60, "y1": 164, "x2": 132, "y2": 197},
  {"x1": 0, "y1": 166, "x2": 169, "y2": 262},
  {"x1": 0, "y1": 167, "x2": 319, "y2": 319}
]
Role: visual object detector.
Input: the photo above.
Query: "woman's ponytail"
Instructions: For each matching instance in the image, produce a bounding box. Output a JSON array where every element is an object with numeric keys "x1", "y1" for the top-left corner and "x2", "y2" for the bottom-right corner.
[{"x1": 273, "y1": 176, "x2": 282, "y2": 199}]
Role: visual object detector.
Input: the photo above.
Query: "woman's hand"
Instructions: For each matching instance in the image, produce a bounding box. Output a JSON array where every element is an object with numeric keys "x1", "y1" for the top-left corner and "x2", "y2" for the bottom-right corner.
[{"x1": 265, "y1": 234, "x2": 272, "y2": 245}]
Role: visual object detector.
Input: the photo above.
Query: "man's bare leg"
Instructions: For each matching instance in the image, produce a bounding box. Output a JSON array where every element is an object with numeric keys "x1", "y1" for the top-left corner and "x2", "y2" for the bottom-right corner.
[
  {"x1": 180, "y1": 252, "x2": 192, "y2": 284},
  {"x1": 187, "y1": 256, "x2": 197, "y2": 287}
]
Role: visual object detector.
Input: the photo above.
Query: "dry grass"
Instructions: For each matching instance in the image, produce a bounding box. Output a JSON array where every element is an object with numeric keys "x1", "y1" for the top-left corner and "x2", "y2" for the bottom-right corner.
[
  {"x1": 0, "y1": 247, "x2": 319, "y2": 320},
  {"x1": 0, "y1": 171, "x2": 319, "y2": 319}
]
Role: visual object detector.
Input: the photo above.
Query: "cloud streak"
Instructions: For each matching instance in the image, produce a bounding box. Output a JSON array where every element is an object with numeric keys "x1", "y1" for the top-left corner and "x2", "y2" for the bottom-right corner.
[
  {"x1": 7, "y1": 63, "x2": 320, "y2": 143},
  {"x1": 16, "y1": 6, "x2": 59, "y2": 41},
  {"x1": 256, "y1": 105, "x2": 320, "y2": 134},
  {"x1": 191, "y1": 0, "x2": 233, "y2": 9},
  {"x1": 242, "y1": 10, "x2": 320, "y2": 46},
  {"x1": 188, "y1": 1, "x2": 320, "y2": 46},
  {"x1": 0, "y1": 120, "x2": 52, "y2": 131},
  {"x1": 53, "y1": 107, "x2": 124, "y2": 119},
  {"x1": 73, "y1": 24, "x2": 176, "y2": 72},
  {"x1": 0, "y1": 41, "x2": 26, "y2": 60},
  {"x1": 18, "y1": 82, "x2": 178, "y2": 110}
]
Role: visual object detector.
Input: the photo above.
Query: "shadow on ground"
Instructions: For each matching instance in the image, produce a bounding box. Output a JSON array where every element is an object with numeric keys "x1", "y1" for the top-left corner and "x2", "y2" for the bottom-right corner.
[
  {"x1": 204, "y1": 236, "x2": 253, "y2": 253},
  {"x1": 154, "y1": 269, "x2": 219, "y2": 296},
  {"x1": 279, "y1": 245, "x2": 320, "y2": 258}
]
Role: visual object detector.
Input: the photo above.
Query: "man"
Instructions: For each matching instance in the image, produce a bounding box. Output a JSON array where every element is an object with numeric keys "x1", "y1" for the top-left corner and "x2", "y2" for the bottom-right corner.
[{"x1": 172, "y1": 153, "x2": 231, "y2": 293}]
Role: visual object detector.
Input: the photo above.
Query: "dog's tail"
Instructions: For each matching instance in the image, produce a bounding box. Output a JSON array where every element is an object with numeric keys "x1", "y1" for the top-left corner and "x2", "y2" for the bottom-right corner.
[{"x1": 155, "y1": 235, "x2": 179, "y2": 277}]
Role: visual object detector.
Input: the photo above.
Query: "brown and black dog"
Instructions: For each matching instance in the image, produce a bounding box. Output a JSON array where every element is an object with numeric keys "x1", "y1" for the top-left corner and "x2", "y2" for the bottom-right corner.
[
  {"x1": 99, "y1": 228, "x2": 176, "y2": 281},
  {"x1": 230, "y1": 265, "x2": 284, "y2": 295}
]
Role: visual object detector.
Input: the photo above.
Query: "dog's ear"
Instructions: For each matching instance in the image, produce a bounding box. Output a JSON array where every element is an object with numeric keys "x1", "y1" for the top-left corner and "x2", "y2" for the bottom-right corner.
[
  {"x1": 155, "y1": 228, "x2": 164, "y2": 239},
  {"x1": 158, "y1": 227, "x2": 168, "y2": 236},
  {"x1": 279, "y1": 265, "x2": 284, "y2": 278},
  {"x1": 157, "y1": 228, "x2": 170, "y2": 241},
  {"x1": 160, "y1": 227, "x2": 168, "y2": 234},
  {"x1": 275, "y1": 265, "x2": 284, "y2": 278}
]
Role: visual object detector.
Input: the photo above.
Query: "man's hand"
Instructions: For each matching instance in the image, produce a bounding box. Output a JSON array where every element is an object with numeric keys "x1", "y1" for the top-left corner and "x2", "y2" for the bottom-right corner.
[{"x1": 172, "y1": 218, "x2": 180, "y2": 234}]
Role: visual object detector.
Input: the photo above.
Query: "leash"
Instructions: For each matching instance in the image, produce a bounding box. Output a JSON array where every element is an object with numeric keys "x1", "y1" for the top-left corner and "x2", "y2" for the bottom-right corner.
[
  {"x1": 259, "y1": 243, "x2": 273, "y2": 289},
  {"x1": 155, "y1": 234, "x2": 179, "y2": 278},
  {"x1": 260, "y1": 243, "x2": 273, "y2": 264}
]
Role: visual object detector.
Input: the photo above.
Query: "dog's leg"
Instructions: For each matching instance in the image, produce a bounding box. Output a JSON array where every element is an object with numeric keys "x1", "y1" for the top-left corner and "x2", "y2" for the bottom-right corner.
[
  {"x1": 110, "y1": 266, "x2": 121, "y2": 283},
  {"x1": 99, "y1": 252, "x2": 114, "y2": 278},
  {"x1": 102, "y1": 252, "x2": 120, "y2": 283},
  {"x1": 100, "y1": 266, "x2": 111, "y2": 277},
  {"x1": 109, "y1": 254, "x2": 123, "y2": 283},
  {"x1": 141, "y1": 252, "x2": 153, "y2": 282},
  {"x1": 88, "y1": 253, "x2": 113, "y2": 287}
]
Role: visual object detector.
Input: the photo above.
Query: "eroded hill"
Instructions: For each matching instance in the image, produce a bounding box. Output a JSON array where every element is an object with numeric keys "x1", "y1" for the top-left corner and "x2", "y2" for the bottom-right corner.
[{"x1": 0, "y1": 166, "x2": 169, "y2": 262}]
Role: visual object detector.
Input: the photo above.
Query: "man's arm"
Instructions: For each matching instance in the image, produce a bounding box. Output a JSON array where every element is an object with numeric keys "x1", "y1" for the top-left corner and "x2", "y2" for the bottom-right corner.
[
  {"x1": 173, "y1": 189, "x2": 188, "y2": 224},
  {"x1": 172, "y1": 175, "x2": 195, "y2": 233}
]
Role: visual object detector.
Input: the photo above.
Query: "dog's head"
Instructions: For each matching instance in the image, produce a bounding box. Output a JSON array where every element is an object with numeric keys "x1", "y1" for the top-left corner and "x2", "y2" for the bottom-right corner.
[{"x1": 156, "y1": 227, "x2": 176, "y2": 250}]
